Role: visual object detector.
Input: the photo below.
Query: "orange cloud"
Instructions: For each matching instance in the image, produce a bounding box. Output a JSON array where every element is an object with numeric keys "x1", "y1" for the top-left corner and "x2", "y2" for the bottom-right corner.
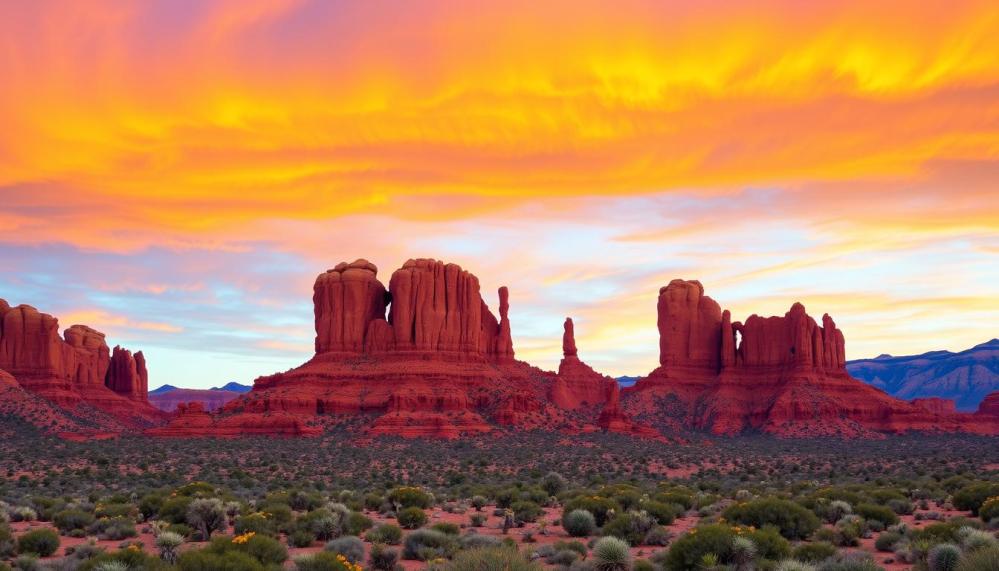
[{"x1": 0, "y1": 1, "x2": 997, "y2": 250}]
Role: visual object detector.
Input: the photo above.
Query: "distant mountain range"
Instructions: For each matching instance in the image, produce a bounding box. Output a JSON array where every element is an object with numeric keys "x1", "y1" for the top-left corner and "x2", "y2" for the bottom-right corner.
[
  {"x1": 846, "y1": 339, "x2": 999, "y2": 411},
  {"x1": 149, "y1": 382, "x2": 251, "y2": 395},
  {"x1": 147, "y1": 382, "x2": 252, "y2": 412},
  {"x1": 211, "y1": 382, "x2": 253, "y2": 393}
]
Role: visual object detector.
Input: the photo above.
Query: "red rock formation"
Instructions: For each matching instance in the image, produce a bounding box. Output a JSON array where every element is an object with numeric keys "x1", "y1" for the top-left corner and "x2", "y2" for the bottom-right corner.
[
  {"x1": 0, "y1": 298, "x2": 166, "y2": 432},
  {"x1": 0, "y1": 301, "x2": 65, "y2": 381},
  {"x1": 0, "y1": 368, "x2": 16, "y2": 387},
  {"x1": 105, "y1": 345, "x2": 148, "y2": 400},
  {"x1": 146, "y1": 266, "x2": 999, "y2": 440},
  {"x1": 0, "y1": 367, "x2": 121, "y2": 436},
  {"x1": 63, "y1": 325, "x2": 111, "y2": 387},
  {"x1": 150, "y1": 258, "x2": 569, "y2": 439},
  {"x1": 597, "y1": 384, "x2": 663, "y2": 439},
  {"x1": 147, "y1": 401, "x2": 325, "y2": 438},
  {"x1": 911, "y1": 398, "x2": 957, "y2": 415},
  {"x1": 562, "y1": 318, "x2": 577, "y2": 357},
  {"x1": 626, "y1": 280, "x2": 999, "y2": 437},
  {"x1": 977, "y1": 391, "x2": 999, "y2": 417},
  {"x1": 149, "y1": 388, "x2": 243, "y2": 412},
  {"x1": 314, "y1": 259, "x2": 387, "y2": 354},
  {"x1": 550, "y1": 318, "x2": 616, "y2": 410},
  {"x1": 658, "y1": 280, "x2": 722, "y2": 374}
]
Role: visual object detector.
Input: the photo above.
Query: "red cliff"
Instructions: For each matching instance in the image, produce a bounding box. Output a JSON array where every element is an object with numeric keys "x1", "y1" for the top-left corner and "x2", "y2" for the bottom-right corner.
[
  {"x1": 911, "y1": 398, "x2": 958, "y2": 415},
  {"x1": 550, "y1": 318, "x2": 616, "y2": 410},
  {"x1": 977, "y1": 391, "x2": 999, "y2": 417},
  {"x1": 626, "y1": 280, "x2": 999, "y2": 437},
  {"x1": 105, "y1": 345, "x2": 149, "y2": 400},
  {"x1": 150, "y1": 258, "x2": 568, "y2": 439},
  {"x1": 0, "y1": 298, "x2": 166, "y2": 431}
]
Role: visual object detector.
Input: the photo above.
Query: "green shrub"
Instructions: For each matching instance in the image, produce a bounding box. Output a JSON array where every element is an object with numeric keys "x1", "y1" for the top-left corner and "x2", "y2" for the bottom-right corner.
[
  {"x1": 167, "y1": 523, "x2": 194, "y2": 538},
  {"x1": 397, "y1": 506, "x2": 427, "y2": 529},
  {"x1": 854, "y1": 503, "x2": 899, "y2": 527},
  {"x1": 563, "y1": 496, "x2": 620, "y2": 526},
  {"x1": 814, "y1": 552, "x2": 881, "y2": 571},
  {"x1": 257, "y1": 503, "x2": 293, "y2": 531},
  {"x1": 139, "y1": 493, "x2": 166, "y2": 520},
  {"x1": 158, "y1": 496, "x2": 194, "y2": 525},
  {"x1": 722, "y1": 499, "x2": 820, "y2": 540},
  {"x1": 197, "y1": 534, "x2": 288, "y2": 567},
  {"x1": 325, "y1": 536, "x2": 365, "y2": 563},
  {"x1": 953, "y1": 484, "x2": 999, "y2": 515},
  {"x1": 592, "y1": 536, "x2": 632, "y2": 571},
  {"x1": 511, "y1": 501, "x2": 543, "y2": 523},
  {"x1": 95, "y1": 503, "x2": 135, "y2": 519},
  {"x1": 562, "y1": 509, "x2": 596, "y2": 537},
  {"x1": 958, "y1": 526, "x2": 997, "y2": 551},
  {"x1": 875, "y1": 530, "x2": 903, "y2": 552},
  {"x1": 542, "y1": 472, "x2": 567, "y2": 496},
  {"x1": 655, "y1": 491, "x2": 694, "y2": 511},
  {"x1": 792, "y1": 541, "x2": 837, "y2": 562},
  {"x1": 602, "y1": 512, "x2": 655, "y2": 546},
  {"x1": 369, "y1": 544, "x2": 399, "y2": 571},
  {"x1": 234, "y1": 513, "x2": 277, "y2": 537},
  {"x1": 78, "y1": 549, "x2": 169, "y2": 571},
  {"x1": 175, "y1": 482, "x2": 218, "y2": 497},
  {"x1": 746, "y1": 526, "x2": 791, "y2": 561},
  {"x1": 343, "y1": 511, "x2": 372, "y2": 536},
  {"x1": 957, "y1": 546, "x2": 999, "y2": 571},
  {"x1": 471, "y1": 496, "x2": 488, "y2": 511},
  {"x1": 443, "y1": 546, "x2": 541, "y2": 570},
  {"x1": 979, "y1": 498, "x2": 999, "y2": 523},
  {"x1": 54, "y1": 509, "x2": 95, "y2": 532},
  {"x1": 0, "y1": 522, "x2": 13, "y2": 558},
  {"x1": 642, "y1": 500, "x2": 680, "y2": 525},
  {"x1": 662, "y1": 524, "x2": 734, "y2": 571},
  {"x1": 178, "y1": 549, "x2": 265, "y2": 571},
  {"x1": 294, "y1": 551, "x2": 358, "y2": 571},
  {"x1": 16, "y1": 528, "x2": 59, "y2": 557},
  {"x1": 430, "y1": 522, "x2": 460, "y2": 535},
  {"x1": 775, "y1": 561, "x2": 817, "y2": 571},
  {"x1": 387, "y1": 487, "x2": 432, "y2": 509},
  {"x1": 289, "y1": 529, "x2": 316, "y2": 548},
  {"x1": 88, "y1": 516, "x2": 137, "y2": 540},
  {"x1": 366, "y1": 523, "x2": 402, "y2": 545},
  {"x1": 402, "y1": 529, "x2": 458, "y2": 561}
]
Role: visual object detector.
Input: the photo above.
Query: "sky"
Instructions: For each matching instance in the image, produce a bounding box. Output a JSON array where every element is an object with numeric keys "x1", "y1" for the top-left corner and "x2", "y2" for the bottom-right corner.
[{"x1": 0, "y1": 0, "x2": 997, "y2": 389}]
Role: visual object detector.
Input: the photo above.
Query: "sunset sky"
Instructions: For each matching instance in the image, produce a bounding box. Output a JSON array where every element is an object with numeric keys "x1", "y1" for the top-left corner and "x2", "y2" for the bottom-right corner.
[{"x1": 1, "y1": 0, "x2": 997, "y2": 389}]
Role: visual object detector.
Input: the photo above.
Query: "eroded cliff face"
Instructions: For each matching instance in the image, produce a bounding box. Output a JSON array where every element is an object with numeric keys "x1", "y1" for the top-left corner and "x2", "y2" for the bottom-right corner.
[
  {"x1": 312, "y1": 258, "x2": 514, "y2": 361},
  {"x1": 911, "y1": 398, "x2": 958, "y2": 415},
  {"x1": 105, "y1": 345, "x2": 149, "y2": 400},
  {"x1": 153, "y1": 258, "x2": 570, "y2": 439},
  {"x1": 550, "y1": 318, "x2": 616, "y2": 410},
  {"x1": 626, "y1": 280, "x2": 998, "y2": 437},
  {"x1": 0, "y1": 298, "x2": 165, "y2": 432}
]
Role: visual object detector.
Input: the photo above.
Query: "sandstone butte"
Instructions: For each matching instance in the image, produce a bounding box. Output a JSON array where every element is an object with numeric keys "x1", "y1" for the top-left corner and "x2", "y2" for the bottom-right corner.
[
  {"x1": 148, "y1": 259, "x2": 999, "y2": 440},
  {"x1": 0, "y1": 298, "x2": 166, "y2": 436},
  {"x1": 620, "y1": 279, "x2": 999, "y2": 437}
]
